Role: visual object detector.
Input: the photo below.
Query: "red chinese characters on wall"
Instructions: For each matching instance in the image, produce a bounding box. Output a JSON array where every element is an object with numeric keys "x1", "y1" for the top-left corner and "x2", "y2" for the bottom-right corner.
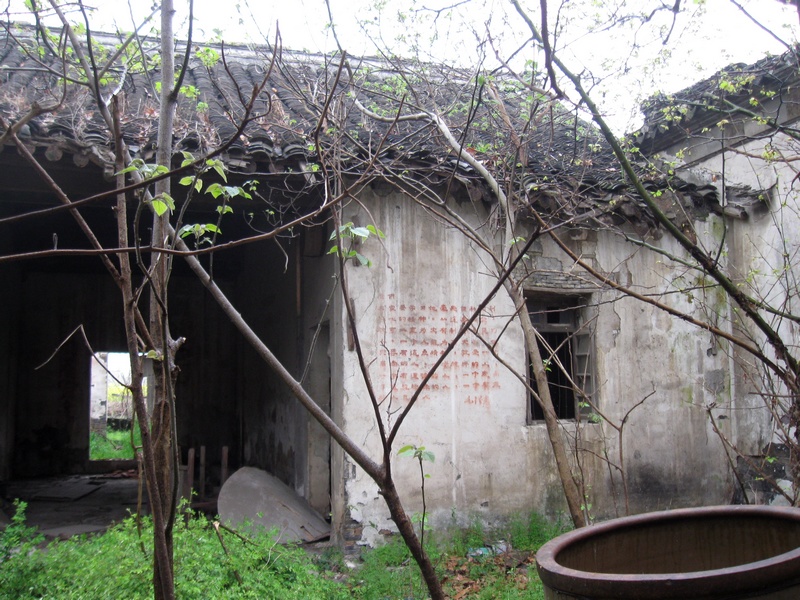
[{"x1": 377, "y1": 295, "x2": 502, "y2": 407}]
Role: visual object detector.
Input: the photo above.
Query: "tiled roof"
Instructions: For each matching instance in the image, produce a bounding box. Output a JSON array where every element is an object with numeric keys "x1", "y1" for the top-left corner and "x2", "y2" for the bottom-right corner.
[
  {"x1": 1, "y1": 23, "x2": 724, "y2": 229},
  {"x1": 636, "y1": 46, "x2": 800, "y2": 155}
]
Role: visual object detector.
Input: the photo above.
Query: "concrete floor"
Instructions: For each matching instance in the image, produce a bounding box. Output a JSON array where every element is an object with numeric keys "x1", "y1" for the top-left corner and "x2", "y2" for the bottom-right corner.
[{"x1": 1, "y1": 472, "x2": 148, "y2": 539}]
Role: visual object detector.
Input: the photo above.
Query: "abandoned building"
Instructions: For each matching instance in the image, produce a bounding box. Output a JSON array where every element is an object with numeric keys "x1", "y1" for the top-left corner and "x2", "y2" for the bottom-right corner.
[{"x1": 1, "y1": 24, "x2": 797, "y2": 546}]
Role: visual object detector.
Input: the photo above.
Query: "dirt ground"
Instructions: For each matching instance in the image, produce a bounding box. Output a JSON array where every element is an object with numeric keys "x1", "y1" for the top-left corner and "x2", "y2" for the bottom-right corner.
[{"x1": 1, "y1": 472, "x2": 148, "y2": 539}]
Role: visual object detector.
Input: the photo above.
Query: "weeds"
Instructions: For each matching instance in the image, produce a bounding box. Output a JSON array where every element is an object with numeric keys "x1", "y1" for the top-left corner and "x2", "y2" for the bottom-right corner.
[
  {"x1": 0, "y1": 508, "x2": 347, "y2": 600},
  {"x1": 89, "y1": 425, "x2": 142, "y2": 460},
  {"x1": 0, "y1": 501, "x2": 43, "y2": 562},
  {"x1": 0, "y1": 506, "x2": 563, "y2": 599}
]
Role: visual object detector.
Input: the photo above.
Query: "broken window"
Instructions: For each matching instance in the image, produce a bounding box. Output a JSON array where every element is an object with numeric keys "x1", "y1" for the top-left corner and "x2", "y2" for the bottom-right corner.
[{"x1": 526, "y1": 296, "x2": 595, "y2": 422}]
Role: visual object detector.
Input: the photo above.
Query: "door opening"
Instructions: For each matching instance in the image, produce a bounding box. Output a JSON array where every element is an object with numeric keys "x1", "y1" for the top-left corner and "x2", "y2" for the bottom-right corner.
[{"x1": 89, "y1": 352, "x2": 144, "y2": 461}]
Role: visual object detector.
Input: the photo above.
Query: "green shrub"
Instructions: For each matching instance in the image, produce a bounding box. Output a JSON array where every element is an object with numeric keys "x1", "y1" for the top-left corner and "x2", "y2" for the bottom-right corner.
[
  {"x1": 0, "y1": 508, "x2": 348, "y2": 600},
  {"x1": 0, "y1": 507, "x2": 559, "y2": 600}
]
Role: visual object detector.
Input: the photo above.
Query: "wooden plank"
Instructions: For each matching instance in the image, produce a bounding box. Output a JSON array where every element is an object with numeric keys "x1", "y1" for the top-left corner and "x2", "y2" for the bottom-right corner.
[
  {"x1": 186, "y1": 447, "x2": 195, "y2": 499},
  {"x1": 199, "y1": 445, "x2": 206, "y2": 500},
  {"x1": 221, "y1": 446, "x2": 229, "y2": 486}
]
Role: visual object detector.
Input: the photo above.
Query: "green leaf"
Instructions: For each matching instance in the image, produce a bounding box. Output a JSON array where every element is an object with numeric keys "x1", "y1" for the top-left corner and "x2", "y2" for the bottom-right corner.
[
  {"x1": 234, "y1": 186, "x2": 252, "y2": 200},
  {"x1": 115, "y1": 161, "x2": 143, "y2": 176},
  {"x1": 206, "y1": 182, "x2": 224, "y2": 199},
  {"x1": 366, "y1": 224, "x2": 385, "y2": 239},
  {"x1": 216, "y1": 205, "x2": 234, "y2": 215},
  {"x1": 180, "y1": 151, "x2": 195, "y2": 167},
  {"x1": 350, "y1": 226, "x2": 370, "y2": 238},
  {"x1": 150, "y1": 192, "x2": 175, "y2": 216},
  {"x1": 207, "y1": 159, "x2": 227, "y2": 182},
  {"x1": 398, "y1": 445, "x2": 415, "y2": 457},
  {"x1": 327, "y1": 245, "x2": 339, "y2": 255},
  {"x1": 355, "y1": 253, "x2": 371, "y2": 267},
  {"x1": 151, "y1": 200, "x2": 168, "y2": 216},
  {"x1": 178, "y1": 176, "x2": 195, "y2": 186}
]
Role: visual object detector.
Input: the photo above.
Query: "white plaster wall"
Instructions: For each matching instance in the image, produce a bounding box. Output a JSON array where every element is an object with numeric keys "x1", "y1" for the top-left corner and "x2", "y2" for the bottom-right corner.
[
  {"x1": 334, "y1": 184, "x2": 745, "y2": 545},
  {"x1": 338, "y1": 190, "x2": 532, "y2": 544},
  {"x1": 89, "y1": 353, "x2": 109, "y2": 433},
  {"x1": 660, "y1": 126, "x2": 799, "y2": 458},
  {"x1": 587, "y1": 227, "x2": 736, "y2": 512},
  {"x1": 696, "y1": 137, "x2": 798, "y2": 454}
]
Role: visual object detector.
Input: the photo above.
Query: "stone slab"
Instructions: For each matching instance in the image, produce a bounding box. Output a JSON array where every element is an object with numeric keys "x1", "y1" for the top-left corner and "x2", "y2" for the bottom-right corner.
[
  {"x1": 39, "y1": 524, "x2": 107, "y2": 538},
  {"x1": 31, "y1": 477, "x2": 101, "y2": 502},
  {"x1": 218, "y1": 467, "x2": 330, "y2": 543}
]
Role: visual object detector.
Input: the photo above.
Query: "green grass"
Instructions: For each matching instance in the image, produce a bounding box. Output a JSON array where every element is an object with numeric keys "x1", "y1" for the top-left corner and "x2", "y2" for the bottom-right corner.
[
  {"x1": 347, "y1": 511, "x2": 568, "y2": 599},
  {"x1": 0, "y1": 504, "x2": 565, "y2": 600},
  {"x1": 0, "y1": 504, "x2": 348, "y2": 600},
  {"x1": 89, "y1": 425, "x2": 142, "y2": 460}
]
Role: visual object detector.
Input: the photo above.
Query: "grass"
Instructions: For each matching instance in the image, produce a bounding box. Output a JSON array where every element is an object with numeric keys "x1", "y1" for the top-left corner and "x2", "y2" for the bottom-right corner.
[
  {"x1": 0, "y1": 502, "x2": 567, "y2": 600},
  {"x1": 89, "y1": 425, "x2": 142, "y2": 460}
]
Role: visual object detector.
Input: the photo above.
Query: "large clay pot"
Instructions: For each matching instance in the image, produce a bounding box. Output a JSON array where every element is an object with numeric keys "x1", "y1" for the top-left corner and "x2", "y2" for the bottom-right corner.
[{"x1": 536, "y1": 505, "x2": 800, "y2": 599}]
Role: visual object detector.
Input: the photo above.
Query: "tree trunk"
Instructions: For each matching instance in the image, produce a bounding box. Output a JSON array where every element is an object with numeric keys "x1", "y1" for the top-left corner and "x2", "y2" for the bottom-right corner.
[
  {"x1": 380, "y1": 477, "x2": 445, "y2": 600},
  {"x1": 150, "y1": 2, "x2": 179, "y2": 598},
  {"x1": 507, "y1": 281, "x2": 587, "y2": 528},
  {"x1": 110, "y1": 97, "x2": 176, "y2": 600}
]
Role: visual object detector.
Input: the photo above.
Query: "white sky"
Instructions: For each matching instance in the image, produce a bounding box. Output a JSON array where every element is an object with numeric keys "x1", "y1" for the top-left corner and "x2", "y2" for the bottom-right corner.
[{"x1": 4, "y1": 0, "x2": 798, "y2": 130}]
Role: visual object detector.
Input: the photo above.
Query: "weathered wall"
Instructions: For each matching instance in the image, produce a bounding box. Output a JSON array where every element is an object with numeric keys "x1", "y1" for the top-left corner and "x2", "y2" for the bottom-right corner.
[
  {"x1": 168, "y1": 269, "x2": 241, "y2": 471},
  {"x1": 332, "y1": 184, "x2": 743, "y2": 545},
  {"x1": 236, "y1": 236, "x2": 307, "y2": 489},
  {"x1": 652, "y1": 116, "x2": 799, "y2": 501},
  {"x1": 0, "y1": 257, "x2": 20, "y2": 481},
  {"x1": 585, "y1": 228, "x2": 737, "y2": 512},
  {"x1": 300, "y1": 226, "x2": 336, "y2": 515}
]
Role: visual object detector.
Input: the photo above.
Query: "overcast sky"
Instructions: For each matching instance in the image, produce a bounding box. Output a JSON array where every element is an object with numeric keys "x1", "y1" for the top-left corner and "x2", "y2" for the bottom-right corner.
[{"x1": 4, "y1": 0, "x2": 798, "y2": 130}]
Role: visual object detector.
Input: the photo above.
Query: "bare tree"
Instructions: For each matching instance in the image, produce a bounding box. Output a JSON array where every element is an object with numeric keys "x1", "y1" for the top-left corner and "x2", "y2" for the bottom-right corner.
[
  {"x1": 1, "y1": 5, "x2": 547, "y2": 597},
  {"x1": 503, "y1": 0, "x2": 800, "y2": 499},
  {"x1": 319, "y1": 0, "x2": 800, "y2": 516}
]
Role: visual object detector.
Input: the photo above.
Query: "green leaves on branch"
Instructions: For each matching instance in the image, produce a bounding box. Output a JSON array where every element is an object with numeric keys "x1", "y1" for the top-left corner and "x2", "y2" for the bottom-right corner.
[
  {"x1": 177, "y1": 222, "x2": 221, "y2": 245},
  {"x1": 196, "y1": 47, "x2": 220, "y2": 68},
  {"x1": 205, "y1": 182, "x2": 252, "y2": 200},
  {"x1": 116, "y1": 159, "x2": 169, "y2": 179},
  {"x1": 178, "y1": 175, "x2": 203, "y2": 193},
  {"x1": 117, "y1": 152, "x2": 257, "y2": 237},
  {"x1": 398, "y1": 444, "x2": 435, "y2": 465},
  {"x1": 115, "y1": 160, "x2": 175, "y2": 215},
  {"x1": 328, "y1": 222, "x2": 385, "y2": 267}
]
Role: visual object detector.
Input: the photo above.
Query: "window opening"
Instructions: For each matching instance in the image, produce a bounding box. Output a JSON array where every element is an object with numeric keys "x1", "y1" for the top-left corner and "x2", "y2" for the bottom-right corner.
[
  {"x1": 89, "y1": 352, "x2": 144, "y2": 461},
  {"x1": 527, "y1": 298, "x2": 594, "y2": 422}
]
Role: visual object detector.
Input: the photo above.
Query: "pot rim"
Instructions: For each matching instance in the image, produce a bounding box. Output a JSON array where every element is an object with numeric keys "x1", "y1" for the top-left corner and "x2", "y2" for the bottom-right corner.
[{"x1": 536, "y1": 505, "x2": 800, "y2": 599}]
